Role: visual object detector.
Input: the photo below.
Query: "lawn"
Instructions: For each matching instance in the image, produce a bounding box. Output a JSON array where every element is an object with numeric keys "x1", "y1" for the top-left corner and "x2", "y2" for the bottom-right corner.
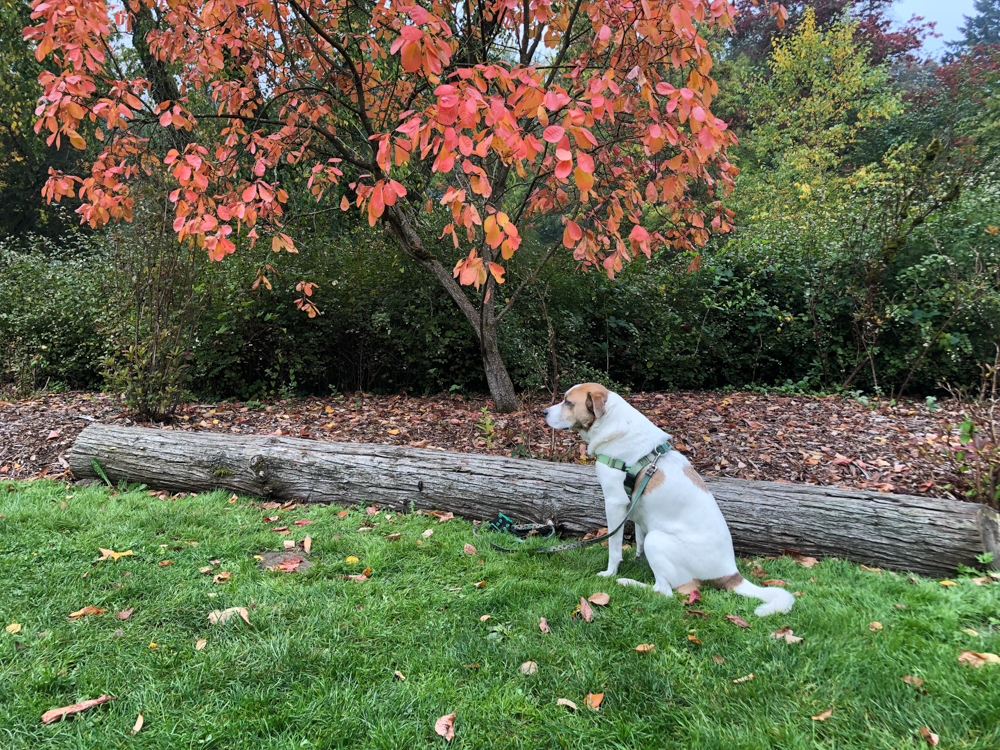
[{"x1": 1, "y1": 481, "x2": 998, "y2": 749}]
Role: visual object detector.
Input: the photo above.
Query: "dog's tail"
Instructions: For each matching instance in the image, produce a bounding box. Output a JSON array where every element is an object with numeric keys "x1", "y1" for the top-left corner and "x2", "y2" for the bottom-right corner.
[{"x1": 733, "y1": 579, "x2": 795, "y2": 617}]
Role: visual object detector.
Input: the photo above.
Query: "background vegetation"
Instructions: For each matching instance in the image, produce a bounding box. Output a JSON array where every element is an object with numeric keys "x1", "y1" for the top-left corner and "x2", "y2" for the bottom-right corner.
[{"x1": 1, "y1": 0, "x2": 998, "y2": 405}]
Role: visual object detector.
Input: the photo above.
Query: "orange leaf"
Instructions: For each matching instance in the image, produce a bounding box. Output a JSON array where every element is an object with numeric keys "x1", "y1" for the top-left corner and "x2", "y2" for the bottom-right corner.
[
  {"x1": 69, "y1": 606, "x2": 106, "y2": 619},
  {"x1": 584, "y1": 692, "x2": 604, "y2": 710},
  {"x1": 579, "y1": 597, "x2": 593, "y2": 622}
]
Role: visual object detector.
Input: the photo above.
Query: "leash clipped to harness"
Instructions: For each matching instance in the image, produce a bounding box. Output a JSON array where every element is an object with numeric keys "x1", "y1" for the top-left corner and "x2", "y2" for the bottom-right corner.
[{"x1": 474, "y1": 441, "x2": 672, "y2": 554}]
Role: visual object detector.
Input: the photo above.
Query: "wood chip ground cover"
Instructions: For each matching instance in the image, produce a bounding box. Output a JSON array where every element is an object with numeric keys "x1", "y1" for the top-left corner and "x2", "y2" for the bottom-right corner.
[
  {"x1": 0, "y1": 390, "x2": 972, "y2": 499},
  {"x1": 1, "y1": 481, "x2": 998, "y2": 749}
]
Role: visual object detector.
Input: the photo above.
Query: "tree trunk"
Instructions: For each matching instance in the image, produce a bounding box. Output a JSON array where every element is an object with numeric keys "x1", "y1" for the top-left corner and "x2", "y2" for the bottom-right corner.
[
  {"x1": 384, "y1": 206, "x2": 522, "y2": 412},
  {"x1": 68, "y1": 424, "x2": 1000, "y2": 577}
]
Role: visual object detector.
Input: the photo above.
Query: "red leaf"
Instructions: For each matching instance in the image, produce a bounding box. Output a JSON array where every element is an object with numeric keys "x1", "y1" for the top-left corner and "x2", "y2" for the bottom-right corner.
[{"x1": 686, "y1": 589, "x2": 701, "y2": 604}]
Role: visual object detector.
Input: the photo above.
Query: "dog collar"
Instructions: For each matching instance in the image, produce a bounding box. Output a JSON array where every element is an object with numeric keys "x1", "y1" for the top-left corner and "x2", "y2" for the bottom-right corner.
[{"x1": 595, "y1": 441, "x2": 672, "y2": 486}]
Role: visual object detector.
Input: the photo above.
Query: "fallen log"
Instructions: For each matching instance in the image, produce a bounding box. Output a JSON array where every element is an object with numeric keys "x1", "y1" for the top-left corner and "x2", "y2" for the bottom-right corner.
[{"x1": 68, "y1": 423, "x2": 999, "y2": 577}]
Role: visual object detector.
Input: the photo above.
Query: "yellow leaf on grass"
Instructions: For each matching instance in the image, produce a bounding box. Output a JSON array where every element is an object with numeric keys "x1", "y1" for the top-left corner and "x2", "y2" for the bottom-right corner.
[
  {"x1": 869, "y1": 621, "x2": 883, "y2": 631},
  {"x1": 346, "y1": 556, "x2": 359, "y2": 563},
  {"x1": 395, "y1": 670, "x2": 405, "y2": 681},
  {"x1": 960, "y1": 627, "x2": 979, "y2": 637},
  {"x1": 688, "y1": 635, "x2": 702, "y2": 644},
  {"x1": 635, "y1": 643, "x2": 655, "y2": 653},
  {"x1": 811, "y1": 707, "x2": 834, "y2": 721},
  {"x1": 584, "y1": 693, "x2": 604, "y2": 710},
  {"x1": 939, "y1": 580, "x2": 958, "y2": 586},
  {"x1": 733, "y1": 673, "x2": 754, "y2": 684},
  {"x1": 98, "y1": 548, "x2": 134, "y2": 562},
  {"x1": 195, "y1": 638, "x2": 207, "y2": 650},
  {"x1": 303, "y1": 535, "x2": 312, "y2": 553},
  {"x1": 6, "y1": 623, "x2": 21, "y2": 634}
]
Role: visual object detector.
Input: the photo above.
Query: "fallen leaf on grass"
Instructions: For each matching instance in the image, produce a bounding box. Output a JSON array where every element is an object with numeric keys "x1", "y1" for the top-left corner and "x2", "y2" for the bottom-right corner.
[
  {"x1": 271, "y1": 526, "x2": 289, "y2": 533},
  {"x1": 578, "y1": 597, "x2": 594, "y2": 623},
  {"x1": 422, "y1": 529, "x2": 434, "y2": 538},
  {"x1": 902, "y1": 675, "x2": 925, "y2": 687},
  {"x1": 385, "y1": 533, "x2": 401, "y2": 541},
  {"x1": 463, "y1": 543, "x2": 477, "y2": 555},
  {"x1": 971, "y1": 577, "x2": 991, "y2": 585},
  {"x1": 685, "y1": 609, "x2": 708, "y2": 618},
  {"x1": 479, "y1": 614, "x2": 491, "y2": 622},
  {"x1": 267, "y1": 556, "x2": 303, "y2": 573},
  {"x1": 958, "y1": 650, "x2": 1000, "y2": 667},
  {"x1": 195, "y1": 638, "x2": 207, "y2": 650},
  {"x1": 869, "y1": 621, "x2": 883, "y2": 631},
  {"x1": 131, "y1": 711, "x2": 144, "y2": 735},
  {"x1": 712, "y1": 655, "x2": 725, "y2": 665},
  {"x1": 6, "y1": 623, "x2": 22, "y2": 634},
  {"x1": 520, "y1": 661, "x2": 538, "y2": 675},
  {"x1": 961, "y1": 627, "x2": 980, "y2": 637},
  {"x1": 556, "y1": 698, "x2": 577, "y2": 710},
  {"x1": 635, "y1": 643, "x2": 655, "y2": 653},
  {"x1": 437, "y1": 512, "x2": 455, "y2": 523},
  {"x1": 365, "y1": 506, "x2": 378, "y2": 516},
  {"x1": 811, "y1": 708, "x2": 833, "y2": 721},
  {"x1": 97, "y1": 548, "x2": 133, "y2": 562},
  {"x1": 283, "y1": 540, "x2": 296, "y2": 550},
  {"x1": 918, "y1": 727, "x2": 939, "y2": 746},
  {"x1": 860, "y1": 565, "x2": 883, "y2": 574},
  {"x1": 686, "y1": 589, "x2": 702, "y2": 604},
  {"x1": 939, "y1": 580, "x2": 957, "y2": 586},
  {"x1": 726, "y1": 614, "x2": 750, "y2": 628},
  {"x1": 533, "y1": 617, "x2": 547, "y2": 635},
  {"x1": 303, "y1": 535, "x2": 312, "y2": 553},
  {"x1": 395, "y1": 670, "x2": 405, "y2": 681},
  {"x1": 115, "y1": 608, "x2": 133, "y2": 620},
  {"x1": 158, "y1": 560, "x2": 174, "y2": 567},
  {"x1": 336, "y1": 510, "x2": 349, "y2": 517},
  {"x1": 588, "y1": 592, "x2": 610, "y2": 606},
  {"x1": 434, "y1": 712, "x2": 456, "y2": 741},
  {"x1": 346, "y1": 567, "x2": 371, "y2": 582},
  {"x1": 770, "y1": 626, "x2": 803, "y2": 644},
  {"x1": 762, "y1": 579, "x2": 787, "y2": 586},
  {"x1": 41, "y1": 695, "x2": 116, "y2": 724},
  {"x1": 748, "y1": 561, "x2": 766, "y2": 578},
  {"x1": 213, "y1": 571, "x2": 231, "y2": 584},
  {"x1": 784, "y1": 549, "x2": 818, "y2": 568},
  {"x1": 733, "y1": 673, "x2": 754, "y2": 684},
  {"x1": 584, "y1": 693, "x2": 604, "y2": 710},
  {"x1": 688, "y1": 635, "x2": 702, "y2": 644},
  {"x1": 208, "y1": 607, "x2": 250, "y2": 625},
  {"x1": 346, "y1": 556, "x2": 359, "y2": 563},
  {"x1": 69, "y1": 606, "x2": 106, "y2": 619},
  {"x1": 293, "y1": 519, "x2": 315, "y2": 527}
]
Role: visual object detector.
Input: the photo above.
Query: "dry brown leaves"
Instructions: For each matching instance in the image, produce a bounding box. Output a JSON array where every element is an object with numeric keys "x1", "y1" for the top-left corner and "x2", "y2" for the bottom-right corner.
[
  {"x1": 434, "y1": 712, "x2": 456, "y2": 741},
  {"x1": 783, "y1": 549, "x2": 818, "y2": 568},
  {"x1": 919, "y1": 727, "x2": 940, "y2": 746},
  {"x1": 519, "y1": 661, "x2": 538, "y2": 675},
  {"x1": 463, "y1": 543, "x2": 477, "y2": 555},
  {"x1": 725, "y1": 614, "x2": 750, "y2": 628},
  {"x1": 115, "y1": 608, "x2": 133, "y2": 620},
  {"x1": 41, "y1": 695, "x2": 116, "y2": 724},
  {"x1": 556, "y1": 698, "x2": 577, "y2": 710},
  {"x1": 1, "y1": 391, "x2": 968, "y2": 498},
  {"x1": 770, "y1": 626, "x2": 803, "y2": 644},
  {"x1": 208, "y1": 607, "x2": 250, "y2": 625},
  {"x1": 635, "y1": 643, "x2": 656, "y2": 653},
  {"x1": 97, "y1": 548, "x2": 133, "y2": 562},
  {"x1": 733, "y1": 673, "x2": 754, "y2": 684},
  {"x1": 539, "y1": 617, "x2": 549, "y2": 633},
  {"x1": 958, "y1": 650, "x2": 1000, "y2": 667},
  {"x1": 811, "y1": 707, "x2": 834, "y2": 721},
  {"x1": 587, "y1": 592, "x2": 610, "y2": 606},
  {"x1": 577, "y1": 597, "x2": 594, "y2": 623}
]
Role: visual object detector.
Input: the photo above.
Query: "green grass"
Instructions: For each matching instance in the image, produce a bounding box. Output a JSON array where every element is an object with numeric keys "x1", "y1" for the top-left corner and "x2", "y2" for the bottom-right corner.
[{"x1": 1, "y1": 481, "x2": 999, "y2": 749}]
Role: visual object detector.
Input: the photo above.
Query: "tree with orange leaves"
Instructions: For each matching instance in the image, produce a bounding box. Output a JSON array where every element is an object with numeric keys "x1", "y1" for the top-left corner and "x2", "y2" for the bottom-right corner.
[{"x1": 24, "y1": 0, "x2": 785, "y2": 411}]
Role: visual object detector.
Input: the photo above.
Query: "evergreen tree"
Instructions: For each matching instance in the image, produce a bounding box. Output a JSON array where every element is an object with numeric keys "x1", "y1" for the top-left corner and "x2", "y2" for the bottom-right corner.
[{"x1": 946, "y1": 0, "x2": 1000, "y2": 55}]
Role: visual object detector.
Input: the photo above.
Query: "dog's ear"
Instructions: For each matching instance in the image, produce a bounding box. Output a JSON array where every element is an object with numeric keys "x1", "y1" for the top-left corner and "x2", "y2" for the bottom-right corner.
[{"x1": 587, "y1": 390, "x2": 606, "y2": 419}]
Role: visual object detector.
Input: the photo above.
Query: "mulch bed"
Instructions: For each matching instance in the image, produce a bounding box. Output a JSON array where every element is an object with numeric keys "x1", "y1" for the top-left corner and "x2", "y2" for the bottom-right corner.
[{"x1": 0, "y1": 390, "x2": 969, "y2": 500}]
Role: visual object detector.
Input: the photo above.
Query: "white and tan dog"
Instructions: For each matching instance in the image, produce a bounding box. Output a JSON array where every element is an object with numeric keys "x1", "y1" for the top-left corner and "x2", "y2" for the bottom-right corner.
[{"x1": 545, "y1": 383, "x2": 793, "y2": 617}]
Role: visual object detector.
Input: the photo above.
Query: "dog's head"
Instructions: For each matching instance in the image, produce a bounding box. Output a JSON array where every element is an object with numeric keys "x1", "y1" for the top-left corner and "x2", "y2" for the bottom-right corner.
[{"x1": 544, "y1": 383, "x2": 610, "y2": 432}]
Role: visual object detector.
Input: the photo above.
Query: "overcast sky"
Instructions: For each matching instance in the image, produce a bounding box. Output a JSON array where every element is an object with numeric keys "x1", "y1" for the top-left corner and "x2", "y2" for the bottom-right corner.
[{"x1": 893, "y1": 0, "x2": 977, "y2": 58}]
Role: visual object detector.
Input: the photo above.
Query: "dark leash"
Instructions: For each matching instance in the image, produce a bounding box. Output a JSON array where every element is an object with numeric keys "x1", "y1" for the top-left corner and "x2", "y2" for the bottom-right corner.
[{"x1": 472, "y1": 441, "x2": 671, "y2": 554}]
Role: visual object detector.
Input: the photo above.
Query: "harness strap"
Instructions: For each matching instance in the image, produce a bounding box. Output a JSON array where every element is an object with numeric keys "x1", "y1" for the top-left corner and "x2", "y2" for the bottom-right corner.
[{"x1": 476, "y1": 441, "x2": 672, "y2": 554}]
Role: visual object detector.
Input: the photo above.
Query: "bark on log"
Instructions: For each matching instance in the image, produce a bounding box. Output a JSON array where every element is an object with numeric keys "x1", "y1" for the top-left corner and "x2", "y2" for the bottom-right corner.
[{"x1": 68, "y1": 423, "x2": 1000, "y2": 577}]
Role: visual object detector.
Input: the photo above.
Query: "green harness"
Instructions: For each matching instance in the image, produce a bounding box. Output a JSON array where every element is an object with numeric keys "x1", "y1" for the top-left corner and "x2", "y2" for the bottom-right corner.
[{"x1": 474, "y1": 441, "x2": 673, "y2": 554}]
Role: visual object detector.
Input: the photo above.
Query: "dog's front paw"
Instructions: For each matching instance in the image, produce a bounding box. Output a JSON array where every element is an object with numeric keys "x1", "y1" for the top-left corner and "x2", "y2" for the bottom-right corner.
[
  {"x1": 596, "y1": 567, "x2": 619, "y2": 578},
  {"x1": 634, "y1": 551, "x2": 644, "y2": 561}
]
